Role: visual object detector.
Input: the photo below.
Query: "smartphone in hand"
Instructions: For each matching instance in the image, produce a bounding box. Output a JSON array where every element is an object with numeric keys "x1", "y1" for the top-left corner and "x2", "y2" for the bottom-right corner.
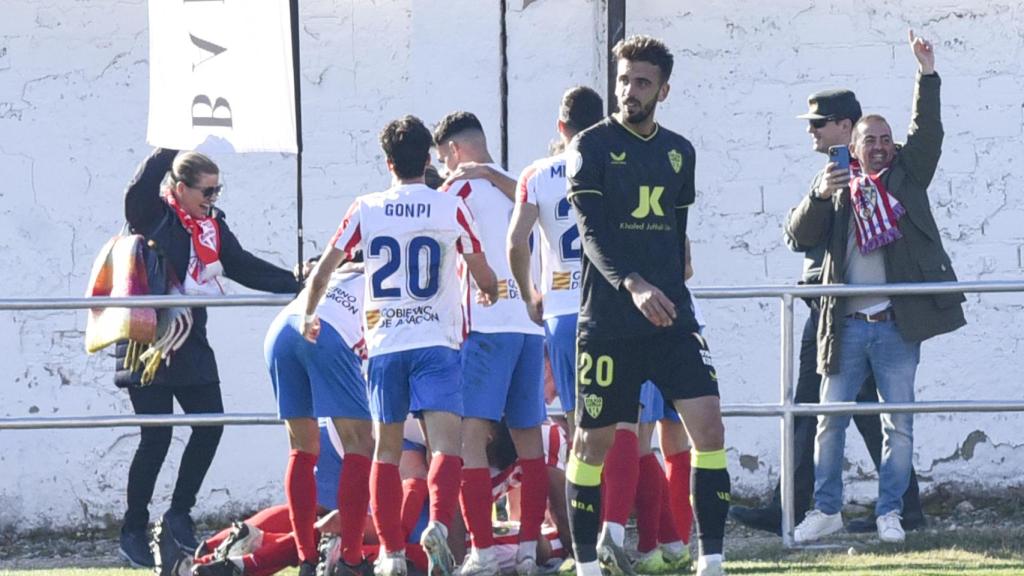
[{"x1": 828, "y1": 145, "x2": 850, "y2": 171}]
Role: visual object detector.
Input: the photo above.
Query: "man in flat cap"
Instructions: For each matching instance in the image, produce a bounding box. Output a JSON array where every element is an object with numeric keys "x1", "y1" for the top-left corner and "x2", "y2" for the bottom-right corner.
[
  {"x1": 786, "y1": 30, "x2": 964, "y2": 544},
  {"x1": 730, "y1": 60, "x2": 925, "y2": 539}
]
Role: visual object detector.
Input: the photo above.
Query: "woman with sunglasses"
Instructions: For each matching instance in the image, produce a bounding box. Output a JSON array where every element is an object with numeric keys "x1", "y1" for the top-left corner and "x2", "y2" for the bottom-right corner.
[{"x1": 117, "y1": 147, "x2": 302, "y2": 568}]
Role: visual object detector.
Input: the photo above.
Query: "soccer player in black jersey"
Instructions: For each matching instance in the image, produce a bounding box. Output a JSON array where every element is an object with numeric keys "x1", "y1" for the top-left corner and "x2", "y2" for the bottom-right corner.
[{"x1": 564, "y1": 35, "x2": 730, "y2": 576}]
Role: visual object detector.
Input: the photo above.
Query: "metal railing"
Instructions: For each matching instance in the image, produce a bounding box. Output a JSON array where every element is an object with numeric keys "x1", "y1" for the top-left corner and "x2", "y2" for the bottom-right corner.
[{"x1": 3, "y1": 279, "x2": 1023, "y2": 548}]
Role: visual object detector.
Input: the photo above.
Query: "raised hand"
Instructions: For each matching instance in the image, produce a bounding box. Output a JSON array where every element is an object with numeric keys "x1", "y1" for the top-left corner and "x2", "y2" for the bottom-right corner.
[{"x1": 908, "y1": 29, "x2": 935, "y2": 75}]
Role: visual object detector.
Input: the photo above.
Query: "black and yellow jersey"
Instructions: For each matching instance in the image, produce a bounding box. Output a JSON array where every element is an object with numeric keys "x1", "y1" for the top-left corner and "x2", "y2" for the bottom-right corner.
[{"x1": 567, "y1": 116, "x2": 698, "y2": 339}]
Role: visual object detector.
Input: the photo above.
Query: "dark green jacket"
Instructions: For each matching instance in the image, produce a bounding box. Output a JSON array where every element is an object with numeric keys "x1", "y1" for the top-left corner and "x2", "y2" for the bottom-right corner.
[{"x1": 787, "y1": 73, "x2": 966, "y2": 375}]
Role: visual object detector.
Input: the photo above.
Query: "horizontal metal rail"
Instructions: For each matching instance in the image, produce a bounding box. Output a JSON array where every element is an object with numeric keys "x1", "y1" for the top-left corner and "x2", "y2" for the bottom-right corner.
[
  {"x1": 1, "y1": 279, "x2": 1022, "y2": 311},
  {"x1": 4, "y1": 400, "x2": 1023, "y2": 430}
]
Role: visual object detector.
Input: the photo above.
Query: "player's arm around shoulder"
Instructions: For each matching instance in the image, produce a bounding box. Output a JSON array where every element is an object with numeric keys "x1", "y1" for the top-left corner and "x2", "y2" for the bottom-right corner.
[{"x1": 508, "y1": 162, "x2": 543, "y2": 324}]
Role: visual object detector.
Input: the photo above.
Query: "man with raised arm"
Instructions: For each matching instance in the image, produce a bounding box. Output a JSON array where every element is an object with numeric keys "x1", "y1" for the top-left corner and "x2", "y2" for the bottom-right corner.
[{"x1": 789, "y1": 31, "x2": 965, "y2": 544}]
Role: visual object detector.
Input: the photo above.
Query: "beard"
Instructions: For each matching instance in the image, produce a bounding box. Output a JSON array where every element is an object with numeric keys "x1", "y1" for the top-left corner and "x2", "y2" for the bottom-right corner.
[{"x1": 621, "y1": 97, "x2": 657, "y2": 124}]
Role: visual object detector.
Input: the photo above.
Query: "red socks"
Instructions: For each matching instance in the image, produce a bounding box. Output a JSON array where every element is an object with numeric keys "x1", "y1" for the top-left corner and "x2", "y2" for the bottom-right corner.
[
  {"x1": 371, "y1": 461, "x2": 405, "y2": 553},
  {"x1": 518, "y1": 457, "x2": 549, "y2": 542},
  {"x1": 428, "y1": 454, "x2": 462, "y2": 529},
  {"x1": 401, "y1": 477, "x2": 429, "y2": 539},
  {"x1": 284, "y1": 450, "x2": 319, "y2": 563},
  {"x1": 658, "y1": 472, "x2": 683, "y2": 544},
  {"x1": 664, "y1": 449, "x2": 693, "y2": 543},
  {"x1": 602, "y1": 429, "x2": 639, "y2": 525},
  {"x1": 460, "y1": 467, "x2": 494, "y2": 549},
  {"x1": 338, "y1": 454, "x2": 372, "y2": 565},
  {"x1": 635, "y1": 454, "x2": 664, "y2": 553}
]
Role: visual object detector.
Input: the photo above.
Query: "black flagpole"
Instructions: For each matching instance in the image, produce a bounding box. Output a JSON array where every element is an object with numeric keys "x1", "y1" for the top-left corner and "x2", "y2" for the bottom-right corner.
[
  {"x1": 607, "y1": 0, "x2": 625, "y2": 116},
  {"x1": 290, "y1": 0, "x2": 305, "y2": 281}
]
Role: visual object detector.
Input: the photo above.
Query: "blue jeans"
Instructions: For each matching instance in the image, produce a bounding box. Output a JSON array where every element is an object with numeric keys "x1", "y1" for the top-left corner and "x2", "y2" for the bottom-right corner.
[{"x1": 813, "y1": 316, "x2": 920, "y2": 516}]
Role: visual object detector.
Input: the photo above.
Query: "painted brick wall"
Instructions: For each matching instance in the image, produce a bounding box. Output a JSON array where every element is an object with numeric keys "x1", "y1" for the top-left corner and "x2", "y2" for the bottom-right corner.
[{"x1": 1, "y1": 0, "x2": 1021, "y2": 530}]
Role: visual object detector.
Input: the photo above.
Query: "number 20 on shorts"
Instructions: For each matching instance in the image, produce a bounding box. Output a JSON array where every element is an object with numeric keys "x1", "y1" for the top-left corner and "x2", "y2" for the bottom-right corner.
[{"x1": 578, "y1": 352, "x2": 614, "y2": 387}]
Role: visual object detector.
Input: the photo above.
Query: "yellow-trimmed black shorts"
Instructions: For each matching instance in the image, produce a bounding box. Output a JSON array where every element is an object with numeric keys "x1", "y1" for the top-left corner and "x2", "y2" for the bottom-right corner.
[{"x1": 574, "y1": 330, "x2": 719, "y2": 428}]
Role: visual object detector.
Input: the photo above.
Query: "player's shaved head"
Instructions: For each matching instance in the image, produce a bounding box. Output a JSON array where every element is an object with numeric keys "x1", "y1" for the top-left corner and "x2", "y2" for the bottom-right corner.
[
  {"x1": 433, "y1": 111, "x2": 485, "y2": 147},
  {"x1": 613, "y1": 34, "x2": 674, "y2": 82}
]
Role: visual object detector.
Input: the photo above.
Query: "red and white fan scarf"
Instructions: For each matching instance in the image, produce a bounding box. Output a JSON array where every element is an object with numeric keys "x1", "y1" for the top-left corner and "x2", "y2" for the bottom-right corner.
[
  {"x1": 165, "y1": 193, "x2": 224, "y2": 294},
  {"x1": 848, "y1": 160, "x2": 905, "y2": 255}
]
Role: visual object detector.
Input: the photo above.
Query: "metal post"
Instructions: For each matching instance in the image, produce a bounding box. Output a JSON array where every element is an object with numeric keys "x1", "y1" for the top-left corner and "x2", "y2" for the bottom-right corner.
[
  {"x1": 606, "y1": 0, "x2": 625, "y2": 115},
  {"x1": 780, "y1": 294, "x2": 796, "y2": 547}
]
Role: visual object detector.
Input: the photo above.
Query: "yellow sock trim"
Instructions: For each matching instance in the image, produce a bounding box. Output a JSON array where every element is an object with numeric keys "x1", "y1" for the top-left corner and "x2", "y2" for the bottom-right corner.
[
  {"x1": 566, "y1": 454, "x2": 604, "y2": 487},
  {"x1": 691, "y1": 448, "x2": 727, "y2": 470}
]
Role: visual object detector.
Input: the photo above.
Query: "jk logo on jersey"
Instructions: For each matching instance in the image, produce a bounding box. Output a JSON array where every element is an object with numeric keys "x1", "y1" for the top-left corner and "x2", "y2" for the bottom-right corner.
[
  {"x1": 583, "y1": 394, "x2": 603, "y2": 419},
  {"x1": 668, "y1": 149, "x2": 683, "y2": 174},
  {"x1": 631, "y1": 185, "x2": 665, "y2": 219}
]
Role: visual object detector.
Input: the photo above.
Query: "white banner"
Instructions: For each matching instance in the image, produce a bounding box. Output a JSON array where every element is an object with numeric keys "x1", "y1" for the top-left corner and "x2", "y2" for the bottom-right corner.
[{"x1": 146, "y1": 0, "x2": 298, "y2": 154}]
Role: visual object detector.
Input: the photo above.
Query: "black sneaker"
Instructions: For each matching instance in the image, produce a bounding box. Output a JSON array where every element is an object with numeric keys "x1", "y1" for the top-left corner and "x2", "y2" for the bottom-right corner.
[
  {"x1": 298, "y1": 561, "x2": 318, "y2": 576},
  {"x1": 193, "y1": 559, "x2": 243, "y2": 576},
  {"x1": 729, "y1": 505, "x2": 782, "y2": 536},
  {"x1": 153, "y1": 519, "x2": 188, "y2": 576},
  {"x1": 163, "y1": 509, "x2": 200, "y2": 554},
  {"x1": 119, "y1": 526, "x2": 156, "y2": 568}
]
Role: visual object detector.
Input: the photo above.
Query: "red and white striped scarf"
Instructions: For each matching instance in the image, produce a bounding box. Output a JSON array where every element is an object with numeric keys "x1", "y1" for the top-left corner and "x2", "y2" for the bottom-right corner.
[
  {"x1": 165, "y1": 193, "x2": 224, "y2": 293},
  {"x1": 848, "y1": 160, "x2": 905, "y2": 254}
]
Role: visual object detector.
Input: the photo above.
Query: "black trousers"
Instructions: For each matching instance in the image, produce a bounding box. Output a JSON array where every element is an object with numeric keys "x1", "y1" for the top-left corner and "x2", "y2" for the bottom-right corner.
[
  {"x1": 122, "y1": 383, "x2": 224, "y2": 531},
  {"x1": 770, "y1": 302, "x2": 922, "y2": 520}
]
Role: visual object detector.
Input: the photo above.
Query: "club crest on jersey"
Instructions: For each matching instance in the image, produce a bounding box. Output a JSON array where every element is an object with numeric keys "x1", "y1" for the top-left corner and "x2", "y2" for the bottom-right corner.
[
  {"x1": 668, "y1": 149, "x2": 683, "y2": 174},
  {"x1": 609, "y1": 151, "x2": 627, "y2": 165},
  {"x1": 583, "y1": 394, "x2": 603, "y2": 419}
]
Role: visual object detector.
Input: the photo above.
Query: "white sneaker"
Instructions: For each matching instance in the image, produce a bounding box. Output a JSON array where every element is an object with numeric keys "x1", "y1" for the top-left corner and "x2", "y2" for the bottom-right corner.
[
  {"x1": 376, "y1": 550, "x2": 408, "y2": 576},
  {"x1": 876, "y1": 511, "x2": 905, "y2": 543},
  {"x1": 793, "y1": 510, "x2": 843, "y2": 543},
  {"x1": 458, "y1": 547, "x2": 499, "y2": 576},
  {"x1": 419, "y1": 521, "x2": 455, "y2": 576},
  {"x1": 696, "y1": 554, "x2": 725, "y2": 576},
  {"x1": 316, "y1": 534, "x2": 341, "y2": 576}
]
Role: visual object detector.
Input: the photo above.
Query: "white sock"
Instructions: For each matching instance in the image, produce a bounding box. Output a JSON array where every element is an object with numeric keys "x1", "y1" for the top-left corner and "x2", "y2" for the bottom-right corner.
[
  {"x1": 601, "y1": 522, "x2": 626, "y2": 546},
  {"x1": 518, "y1": 540, "x2": 537, "y2": 560},
  {"x1": 576, "y1": 560, "x2": 602, "y2": 576},
  {"x1": 698, "y1": 553, "x2": 724, "y2": 567},
  {"x1": 661, "y1": 540, "x2": 686, "y2": 556},
  {"x1": 471, "y1": 546, "x2": 495, "y2": 562}
]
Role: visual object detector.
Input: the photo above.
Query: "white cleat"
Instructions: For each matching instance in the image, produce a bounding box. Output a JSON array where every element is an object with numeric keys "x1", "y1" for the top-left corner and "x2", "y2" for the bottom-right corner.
[{"x1": 419, "y1": 521, "x2": 455, "y2": 576}]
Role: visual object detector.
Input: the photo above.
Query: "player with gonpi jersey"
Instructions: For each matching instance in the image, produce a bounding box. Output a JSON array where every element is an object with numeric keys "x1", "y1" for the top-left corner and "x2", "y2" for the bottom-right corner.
[
  {"x1": 508, "y1": 86, "x2": 604, "y2": 442},
  {"x1": 434, "y1": 111, "x2": 548, "y2": 576},
  {"x1": 303, "y1": 115, "x2": 498, "y2": 576}
]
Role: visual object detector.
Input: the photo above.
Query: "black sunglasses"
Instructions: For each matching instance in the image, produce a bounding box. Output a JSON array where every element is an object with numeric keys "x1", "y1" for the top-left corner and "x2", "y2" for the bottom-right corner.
[
  {"x1": 809, "y1": 117, "x2": 835, "y2": 129},
  {"x1": 175, "y1": 178, "x2": 223, "y2": 198},
  {"x1": 198, "y1": 184, "x2": 223, "y2": 198}
]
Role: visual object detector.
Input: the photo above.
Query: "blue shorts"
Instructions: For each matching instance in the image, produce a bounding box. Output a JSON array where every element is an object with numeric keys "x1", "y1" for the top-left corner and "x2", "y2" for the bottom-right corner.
[
  {"x1": 639, "y1": 380, "x2": 682, "y2": 424},
  {"x1": 264, "y1": 313, "x2": 371, "y2": 421},
  {"x1": 461, "y1": 332, "x2": 545, "y2": 429},
  {"x1": 367, "y1": 346, "x2": 462, "y2": 423},
  {"x1": 544, "y1": 314, "x2": 578, "y2": 414}
]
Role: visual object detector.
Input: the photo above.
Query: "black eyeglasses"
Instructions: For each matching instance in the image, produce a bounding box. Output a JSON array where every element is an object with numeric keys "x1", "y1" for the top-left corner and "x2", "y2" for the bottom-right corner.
[{"x1": 809, "y1": 117, "x2": 835, "y2": 129}]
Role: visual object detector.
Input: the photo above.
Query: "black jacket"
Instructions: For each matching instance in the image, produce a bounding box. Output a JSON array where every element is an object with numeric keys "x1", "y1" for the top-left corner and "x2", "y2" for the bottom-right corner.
[{"x1": 114, "y1": 148, "x2": 301, "y2": 387}]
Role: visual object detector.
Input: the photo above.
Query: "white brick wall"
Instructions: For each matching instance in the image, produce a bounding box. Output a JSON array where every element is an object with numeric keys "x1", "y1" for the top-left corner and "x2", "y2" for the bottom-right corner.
[{"x1": 1, "y1": 0, "x2": 1022, "y2": 531}]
